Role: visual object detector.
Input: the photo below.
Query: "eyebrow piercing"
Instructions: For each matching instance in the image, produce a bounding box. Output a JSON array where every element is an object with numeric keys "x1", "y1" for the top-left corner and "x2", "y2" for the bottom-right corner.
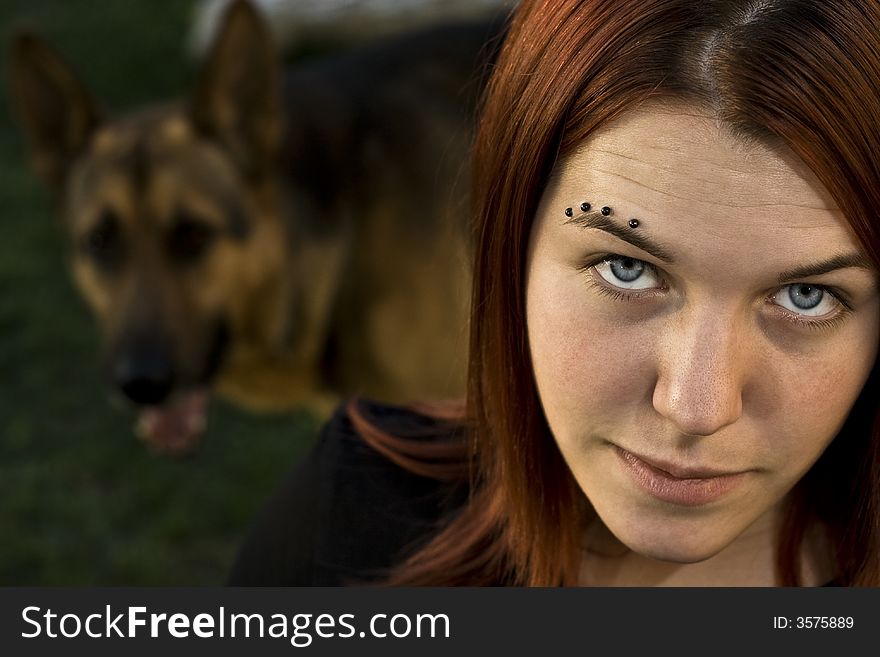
[
  {"x1": 564, "y1": 201, "x2": 597, "y2": 217},
  {"x1": 564, "y1": 202, "x2": 637, "y2": 226}
]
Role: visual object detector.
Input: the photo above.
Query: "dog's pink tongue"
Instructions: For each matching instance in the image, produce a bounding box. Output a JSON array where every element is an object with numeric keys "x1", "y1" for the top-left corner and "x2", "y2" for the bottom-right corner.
[{"x1": 136, "y1": 390, "x2": 208, "y2": 455}]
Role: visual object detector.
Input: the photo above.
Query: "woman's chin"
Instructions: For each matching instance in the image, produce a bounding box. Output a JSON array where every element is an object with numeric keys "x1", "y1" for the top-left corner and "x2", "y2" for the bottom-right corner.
[
  {"x1": 602, "y1": 515, "x2": 744, "y2": 564},
  {"x1": 625, "y1": 537, "x2": 727, "y2": 564}
]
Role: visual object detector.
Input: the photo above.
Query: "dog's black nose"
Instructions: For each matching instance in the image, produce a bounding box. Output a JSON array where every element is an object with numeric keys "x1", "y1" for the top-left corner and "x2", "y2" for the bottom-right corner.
[{"x1": 112, "y1": 344, "x2": 175, "y2": 406}]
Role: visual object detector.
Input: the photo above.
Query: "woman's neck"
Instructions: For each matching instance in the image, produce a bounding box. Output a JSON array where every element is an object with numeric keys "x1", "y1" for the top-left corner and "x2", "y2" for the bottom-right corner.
[{"x1": 578, "y1": 506, "x2": 833, "y2": 587}]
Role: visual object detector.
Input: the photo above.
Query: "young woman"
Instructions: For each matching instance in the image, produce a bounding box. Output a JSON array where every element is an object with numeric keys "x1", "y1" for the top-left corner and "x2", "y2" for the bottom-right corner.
[{"x1": 229, "y1": 0, "x2": 880, "y2": 586}]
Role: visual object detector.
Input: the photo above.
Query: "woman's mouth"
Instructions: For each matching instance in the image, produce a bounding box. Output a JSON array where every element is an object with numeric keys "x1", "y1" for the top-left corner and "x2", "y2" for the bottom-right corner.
[{"x1": 614, "y1": 446, "x2": 749, "y2": 506}]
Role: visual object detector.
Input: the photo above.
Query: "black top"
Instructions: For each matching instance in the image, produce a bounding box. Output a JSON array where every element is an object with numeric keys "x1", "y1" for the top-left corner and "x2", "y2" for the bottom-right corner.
[{"x1": 227, "y1": 400, "x2": 467, "y2": 586}]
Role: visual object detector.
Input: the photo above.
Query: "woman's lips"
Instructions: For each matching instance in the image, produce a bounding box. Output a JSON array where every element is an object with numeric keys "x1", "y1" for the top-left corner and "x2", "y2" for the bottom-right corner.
[{"x1": 614, "y1": 446, "x2": 748, "y2": 506}]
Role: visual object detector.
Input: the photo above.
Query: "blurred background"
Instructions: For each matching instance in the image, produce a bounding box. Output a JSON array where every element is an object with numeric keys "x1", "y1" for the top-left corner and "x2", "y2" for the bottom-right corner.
[
  {"x1": 0, "y1": 0, "x2": 326, "y2": 585},
  {"x1": 0, "y1": 0, "x2": 440, "y2": 586},
  {"x1": 1, "y1": 0, "x2": 509, "y2": 585}
]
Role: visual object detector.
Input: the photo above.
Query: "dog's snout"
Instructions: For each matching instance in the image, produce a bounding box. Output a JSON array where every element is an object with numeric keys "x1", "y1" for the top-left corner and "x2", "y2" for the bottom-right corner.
[{"x1": 112, "y1": 342, "x2": 175, "y2": 406}]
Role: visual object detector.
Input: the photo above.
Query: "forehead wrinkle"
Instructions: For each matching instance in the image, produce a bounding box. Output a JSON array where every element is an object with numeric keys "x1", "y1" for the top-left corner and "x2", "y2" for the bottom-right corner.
[
  {"x1": 572, "y1": 141, "x2": 842, "y2": 215},
  {"x1": 581, "y1": 140, "x2": 806, "y2": 183},
  {"x1": 579, "y1": 107, "x2": 840, "y2": 212},
  {"x1": 581, "y1": 164, "x2": 839, "y2": 216}
]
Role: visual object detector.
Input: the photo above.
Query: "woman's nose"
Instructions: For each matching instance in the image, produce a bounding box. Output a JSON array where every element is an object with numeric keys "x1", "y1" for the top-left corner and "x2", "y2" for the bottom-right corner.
[{"x1": 652, "y1": 311, "x2": 747, "y2": 437}]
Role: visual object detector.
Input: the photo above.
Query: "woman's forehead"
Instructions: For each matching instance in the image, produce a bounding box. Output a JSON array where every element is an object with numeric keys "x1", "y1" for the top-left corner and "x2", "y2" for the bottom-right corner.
[
  {"x1": 560, "y1": 105, "x2": 837, "y2": 214},
  {"x1": 528, "y1": 105, "x2": 880, "y2": 296},
  {"x1": 543, "y1": 105, "x2": 863, "y2": 262}
]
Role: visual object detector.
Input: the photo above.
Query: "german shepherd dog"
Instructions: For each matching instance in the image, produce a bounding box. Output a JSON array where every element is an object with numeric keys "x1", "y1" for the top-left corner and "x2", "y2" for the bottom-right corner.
[{"x1": 8, "y1": 0, "x2": 499, "y2": 453}]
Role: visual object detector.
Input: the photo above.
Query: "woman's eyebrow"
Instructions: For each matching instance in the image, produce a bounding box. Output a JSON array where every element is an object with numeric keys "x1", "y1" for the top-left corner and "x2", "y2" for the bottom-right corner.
[
  {"x1": 776, "y1": 253, "x2": 873, "y2": 283},
  {"x1": 563, "y1": 214, "x2": 874, "y2": 282},
  {"x1": 563, "y1": 213, "x2": 676, "y2": 263}
]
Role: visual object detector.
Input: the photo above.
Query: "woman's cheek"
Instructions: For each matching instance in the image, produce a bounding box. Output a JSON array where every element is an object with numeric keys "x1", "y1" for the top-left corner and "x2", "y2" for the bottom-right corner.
[
  {"x1": 766, "y1": 340, "x2": 875, "y2": 472},
  {"x1": 527, "y1": 265, "x2": 656, "y2": 430}
]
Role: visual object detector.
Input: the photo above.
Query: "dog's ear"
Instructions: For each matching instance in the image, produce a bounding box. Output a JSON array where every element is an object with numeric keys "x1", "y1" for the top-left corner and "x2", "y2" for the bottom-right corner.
[
  {"x1": 7, "y1": 31, "x2": 101, "y2": 192},
  {"x1": 190, "y1": 0, "x2": 282, "y2": 178}
]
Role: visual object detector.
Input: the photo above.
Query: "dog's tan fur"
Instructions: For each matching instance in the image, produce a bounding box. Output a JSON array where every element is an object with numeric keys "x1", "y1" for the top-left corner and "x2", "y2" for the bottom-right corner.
[{"x1": 8, "y1": 0, "x2": 493, "y2": 442}]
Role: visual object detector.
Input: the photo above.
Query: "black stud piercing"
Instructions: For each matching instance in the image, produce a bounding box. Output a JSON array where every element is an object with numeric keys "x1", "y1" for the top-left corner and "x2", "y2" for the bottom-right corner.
[
  {"x1": 628, "y1": 218, "x2": 640, "y2": 228},
  {"x1": 580, "y1": 202, "x2": 591, "y2": 212},
  {"x1": 564, "y1": 207, "x2": 573, "y2": 217},
  {"x1": 601, "y1": 206, "x2": 612, "y2": 216}
]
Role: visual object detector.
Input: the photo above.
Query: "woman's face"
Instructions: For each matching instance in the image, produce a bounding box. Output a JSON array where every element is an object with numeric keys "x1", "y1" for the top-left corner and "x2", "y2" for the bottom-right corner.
[{"x1": 525, "y1": 104, "x2": 880, "y2": 563}]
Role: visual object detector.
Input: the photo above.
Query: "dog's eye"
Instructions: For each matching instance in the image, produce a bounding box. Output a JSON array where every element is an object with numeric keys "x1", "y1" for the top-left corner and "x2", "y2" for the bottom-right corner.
[
  {"x1": 167, "y1": 213, "x2": 217, "y2": 263},
  {"x1": 81, "y1": 210, "x2": 123, "y2": 269}
]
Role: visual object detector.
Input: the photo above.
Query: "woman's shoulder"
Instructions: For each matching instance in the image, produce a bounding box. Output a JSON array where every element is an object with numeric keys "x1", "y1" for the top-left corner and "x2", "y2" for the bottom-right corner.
[
  {"x1": 228, "y1": 398, "x2": 469, "y2": 586},
  {"x1": 318, "y1": 398, "x2": 470, "y2": 567},
  {"x1": 327, "y1": 397, "x2": 466, "y2": 452}
]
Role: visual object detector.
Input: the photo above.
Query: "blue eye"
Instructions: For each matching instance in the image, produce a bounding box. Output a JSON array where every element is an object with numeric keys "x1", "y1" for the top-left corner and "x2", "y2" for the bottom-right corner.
[
  {"x1": 594, "y1": 256, "x2": 661, "y2": 290},
  {"x1": 788, "y1": 284, "x2": 822, "y2": 309},
  {"x1": 609, "y1": 257, "x2": 644, "y2": 281},
  {"x1": 772, "y1": 284, "x2": 837, "y2": 317}
]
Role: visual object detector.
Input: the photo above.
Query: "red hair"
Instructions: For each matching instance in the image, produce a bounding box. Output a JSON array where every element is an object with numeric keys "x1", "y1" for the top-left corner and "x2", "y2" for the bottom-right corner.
[{"x1": 356, "y1": 0, "x2": 880, "y2": 586}]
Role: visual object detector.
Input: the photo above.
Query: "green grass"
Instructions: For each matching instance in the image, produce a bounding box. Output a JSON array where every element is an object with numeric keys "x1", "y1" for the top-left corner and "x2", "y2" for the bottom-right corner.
[{"x1": 0, "y1": 0, "x2": 318, "y2": 585}]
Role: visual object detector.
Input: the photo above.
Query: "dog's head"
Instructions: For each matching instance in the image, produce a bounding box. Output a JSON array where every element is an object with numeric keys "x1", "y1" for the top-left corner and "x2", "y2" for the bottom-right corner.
[{"x1": 8, "y1": 0, "x2": 287, "y2": 450}]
